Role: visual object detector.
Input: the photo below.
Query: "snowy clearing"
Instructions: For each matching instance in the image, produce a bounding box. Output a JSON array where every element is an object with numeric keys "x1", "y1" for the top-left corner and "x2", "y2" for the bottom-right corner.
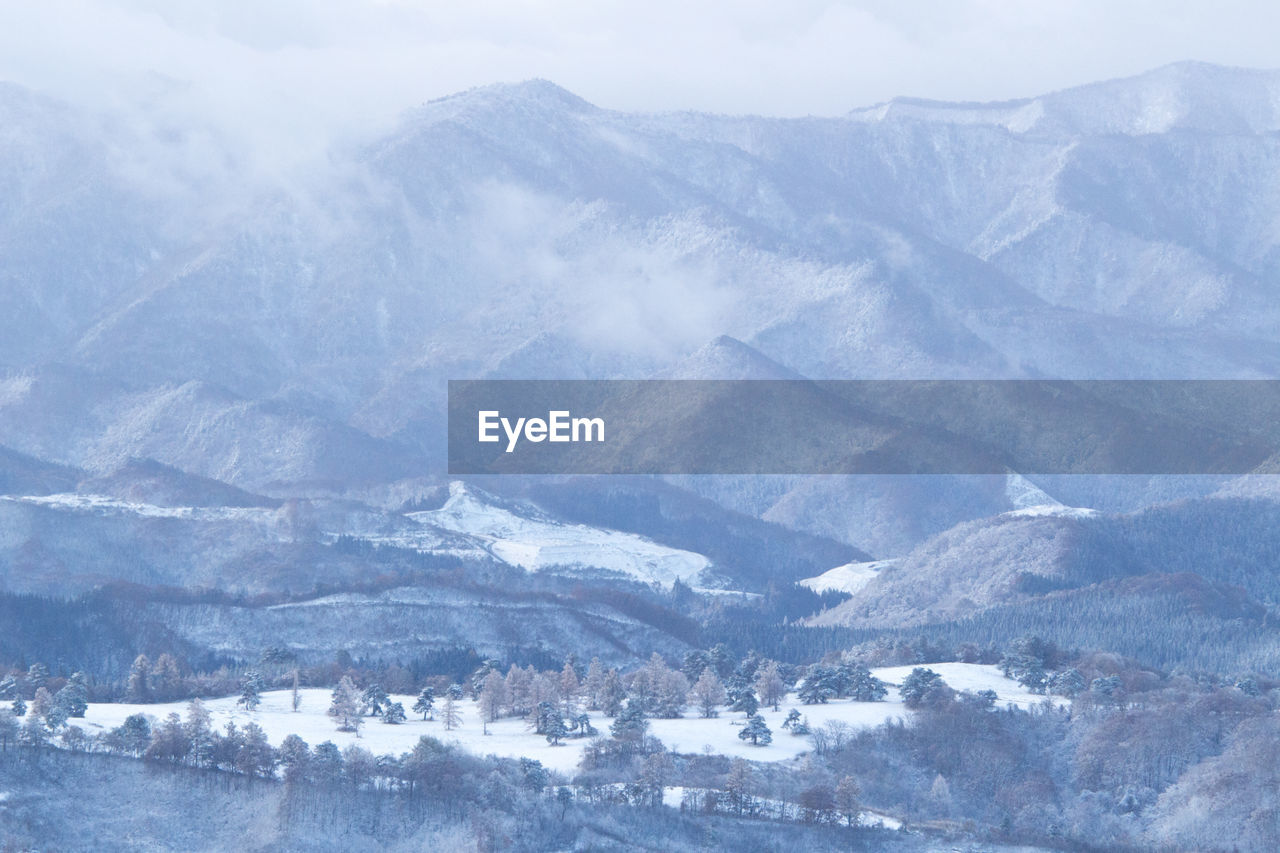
[{"x1": 76, "y1": 664, "x2": 1057, "y2": 777}]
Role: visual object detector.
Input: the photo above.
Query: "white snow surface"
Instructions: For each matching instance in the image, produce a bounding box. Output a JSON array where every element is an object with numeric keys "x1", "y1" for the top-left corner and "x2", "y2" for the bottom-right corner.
[
  {"x1": 1004, "y1": 473, "x2": 1062, "y2": 510},
  {"x1": 408, "y1": 483, "x2": 709, "y2": 585},
  {"x1": 0, "y1": 493, "x2": 273, "y2": 523},
  {"x1": 75, "y1": 664, "x2": 1058, "y2": 778},
  {"x1": 1003, "y1": 474, "x2": 1096, "y2": 519},
  {"x1": 798, "y1": 560, "x2": 895, "y2": 595},
  {"x1": 1003, "y1": 504, "x2": 1099, "y2": 519}
]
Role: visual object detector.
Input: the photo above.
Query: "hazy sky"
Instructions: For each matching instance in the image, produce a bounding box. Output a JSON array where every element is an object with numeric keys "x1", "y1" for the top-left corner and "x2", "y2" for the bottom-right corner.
[{"x1": 4, "y1": 0, "x2": 1279, "y2": 151}]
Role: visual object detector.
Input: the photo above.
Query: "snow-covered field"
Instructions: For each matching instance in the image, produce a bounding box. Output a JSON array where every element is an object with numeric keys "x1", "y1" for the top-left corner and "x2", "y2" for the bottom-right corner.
[
  {"x1": 407, "y1": 483, "x2": 710, "y2": 585},
  {"x1": 76, "y1": 664, "x2": 1057, "y2": 776},
  {"x1": 0, "y1": 493, "x2": 274, "y2": 523},
  {"x1": 798, "y1": 560, "x2": 895, "y2": 595}
]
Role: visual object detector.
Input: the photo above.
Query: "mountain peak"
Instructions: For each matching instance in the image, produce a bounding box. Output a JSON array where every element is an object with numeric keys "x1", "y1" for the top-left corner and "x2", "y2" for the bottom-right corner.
[
  {"x1": 849, "y1": 61, "x2": 1280, "y2": 137},
  {"x1": 420, "y1": 78, "x2": 597, "y2": 118},
  {"x1": 659, "y1": 336, "x2": 803, "y2": 380}
]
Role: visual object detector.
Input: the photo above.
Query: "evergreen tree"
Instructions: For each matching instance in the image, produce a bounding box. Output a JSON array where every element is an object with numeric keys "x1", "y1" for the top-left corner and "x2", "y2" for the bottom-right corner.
[
  {"x1": 730, "y1": 689, "x2": 759, "y2": 718},
  {"x1": 360, "y1": 683, "x2": 388, "y2": 716},
  {"x1": 1017, "y1": 661, "x2": 1049, "y2": 694},
  {"x1": 469, "y1": 659, "x2": 501, "y2": 698},
  {"x1": 708, "y1": 643, "x2": 734, "y2": 678},
  {"x1": 738, "y1": 713, "x2": 772, "y2": 746},
  {"x1": 681, "y1": 649, "x2": 710, "y2": 683},
  {"x1": 10, "y1": 697, "x2": 25, "y2": 717},
  {"x1": 610, "y1": 699, "x2": 649, "y2": 744},
  {"x1": 413, "y1": 686, "x2": 435, "y2": 720},
  {"x1": 382, "y1": 701, "x2": 406, "y2": 724},
  {"x1": 797, "y1": 666, "x2": 836, "y2": 704},
  {"x1": 571, "y1": 712, "x2": 596, "y2": 738},
  {"x1": 781, "y1": 708, "x2": 802, "y2": 731},
  {"x1": 520, "y1": 757, "x2": 549, "y2": 794},
  {"x1": 237, "y1": 670, "x2": 263, "y2": 711},
  {"x1": 544, "y1": 708, "x2": 568, "y2": 745},
  {"x1": 531, "y1": 700, "x2": 557, "y2": 735},
  {"x1": 1091, "y1": 675, "x2": 1124, "y2": 701},
  {"x1": 53, "y1": 672, "x2": 88, "y2": 719},
  {"x1": 846, "y1": 664, "x2": 888, "y2": 702},
  {"x1": 899, "y1": 668, "x2": 952, "y2": 709},
  {"x1": 1050, "y1": 668, "x2": 1087, "y2": 697}
]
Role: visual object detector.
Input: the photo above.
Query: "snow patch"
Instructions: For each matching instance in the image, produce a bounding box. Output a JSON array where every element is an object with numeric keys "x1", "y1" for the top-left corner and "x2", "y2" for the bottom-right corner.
[
  {"x1": 1003, "y1": 504, "x2": 1098, "y2": 519},
  {"x1": 0, "y1": 493, "x2": 273, "y2": 523},
  {"x1": 409, "y1": 483, "x2": 709, "y2": 586},
  {"x1": 798, "y1": 560, "x2": 894, "y2": 595}
]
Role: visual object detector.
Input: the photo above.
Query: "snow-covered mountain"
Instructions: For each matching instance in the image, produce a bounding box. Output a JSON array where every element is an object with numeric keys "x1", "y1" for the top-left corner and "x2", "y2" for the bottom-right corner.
[{"x1": 4, "y1": 62, "x2": 1280, "y2": 554}]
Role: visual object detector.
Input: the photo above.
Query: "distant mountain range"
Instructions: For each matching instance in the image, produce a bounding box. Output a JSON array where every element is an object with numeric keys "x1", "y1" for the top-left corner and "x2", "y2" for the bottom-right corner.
[{"x1": 4, "y1": 61, "x2": 1280, "y2": 559}]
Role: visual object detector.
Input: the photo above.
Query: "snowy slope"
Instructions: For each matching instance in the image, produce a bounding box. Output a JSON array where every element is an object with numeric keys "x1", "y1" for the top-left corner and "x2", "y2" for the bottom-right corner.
[
  {"x1": 409, "y1": 483, "x2": 710, "y2": 585},
  {"x1": 1, "y1": 493, "x2": 275, "y2": 523},
  {"x1": 799, "y1": 560, "x2": 895, "y2": 595}
]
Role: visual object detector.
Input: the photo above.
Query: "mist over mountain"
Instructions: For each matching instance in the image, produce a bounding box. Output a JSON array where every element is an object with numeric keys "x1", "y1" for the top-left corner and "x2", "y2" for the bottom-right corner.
[
  {"x1": 9, "y1": 60, "x2": 1280, "y2": 851},
  {"x1": 4, "y1": 61, "x2": 1280, "y2": 570},
  {"x1": 3, "y1": 63, "x2": 1280, "y2": 493}
]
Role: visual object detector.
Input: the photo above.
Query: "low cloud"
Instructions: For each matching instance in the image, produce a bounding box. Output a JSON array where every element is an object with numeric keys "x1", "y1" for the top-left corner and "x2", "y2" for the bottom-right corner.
[{"x1": 2, "y1": 0, "x2": 1278, "y2": 182}]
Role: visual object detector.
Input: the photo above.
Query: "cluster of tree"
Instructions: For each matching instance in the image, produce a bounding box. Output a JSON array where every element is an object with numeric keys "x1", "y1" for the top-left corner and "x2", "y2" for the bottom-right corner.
[
  {"x1": 1, "y1": 746, "x2": 892, "y2": 853},
  {"x1": 796, "y1": 663, "x2": 887, "y2": 705},
  {"x1": 0, "y1": 666, "x2": 89, "y2": 728},
  {"x1": 811, "y1": 654, "x2": 1280, "y2": 850}
]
